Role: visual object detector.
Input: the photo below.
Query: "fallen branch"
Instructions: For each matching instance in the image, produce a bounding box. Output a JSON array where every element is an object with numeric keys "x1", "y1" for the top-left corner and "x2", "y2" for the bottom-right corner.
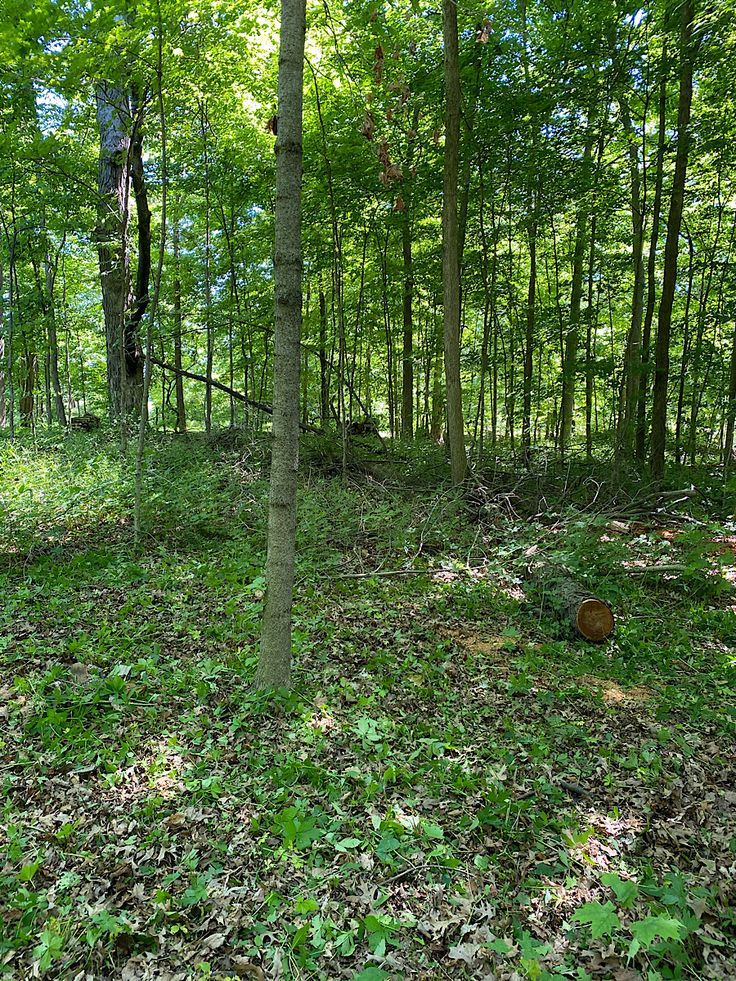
[
  {"x1": 645, "y1": 487, "x2": 698, "y2": 500},
  {"x1": 626, "y1": 563, "x2": 689, "y2": 575},
  {"x1": 336, "y1": 567, "x2": 427, "y2": 579}
]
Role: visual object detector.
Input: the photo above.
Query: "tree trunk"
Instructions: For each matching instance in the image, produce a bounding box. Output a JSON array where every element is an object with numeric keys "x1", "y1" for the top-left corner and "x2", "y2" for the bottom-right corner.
[
  {"x1": 400, "y1": 108, "x2": 420, "y2": 440},
  {"x1": 401, "y1": 205, "x2": 414, "y2": 440},
  {"x1": 43, "y1": 243, "x2": 67, "y2": 427},
  {"x1": 134, "y1": 27, "x2": 167, "y2": 547},
  {"x1": 675, "y1": 234, "x2": 695, "y2": 463},
  {"x1": 724, "y1": 322, "x2": 736, "y2": 470},
  {"x1": 95, "y1": 82, "x2": 131, "y2": 421},
  {"x1": 256, "y1": 0, "x2": 306, "y2": 690},
  {"x1": 318, "y1": 282, "x2": 329, "y2": 424},
  {"x1": 172, "y1": 219, "x2": 187, "y2": 432},
  {"x1": 585, "y1": 215, "x2": 598, "y2": 460},
  {"x1": 559, "y1": 139, "x2": 593, "y2": 459},
  {"x1": 616, "y1": 101, "x2": 645, "y2": 459},
  {"x1": 521, "y1": 202, "x2": 537, "y2": 464},
  {"x1": 200, "y1": 102, "x2": 214, "y2": 434},
  {"x1": 651, "y1": 0, "x2": 695, "y2": 481},
  {"x1": 20, "y1": 349, "x2": 37, "y2": 429},
  {"x1": 0, "y1": 257, "x2": 5, "y2": 429},
  {"x1": 430, "y1": 302, "x2": 444, "y2": 441},
  {"x1": 95, "y1": 82, "x2": 147, "y2": 421},
  {"x1": 442, "y1": 0, "x2": 467, "y2": 484}
]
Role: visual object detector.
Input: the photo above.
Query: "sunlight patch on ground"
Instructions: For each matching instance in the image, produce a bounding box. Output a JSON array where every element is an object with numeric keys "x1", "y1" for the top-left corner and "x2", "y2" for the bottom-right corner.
[
  {"x1": 102, "y1": 743, "x2": 185, "y2": 803},
  {"x1": 443, "y1": 627, "x2": 512, "y2": 665},
  {"x1": 578, "y1": 675, "x2": 652, "y2": 706}
]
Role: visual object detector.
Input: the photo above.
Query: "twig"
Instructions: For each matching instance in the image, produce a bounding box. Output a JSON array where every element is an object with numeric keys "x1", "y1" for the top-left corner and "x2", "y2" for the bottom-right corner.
[{"x1": 335, "y1": 567, "x2": 427, "y2": 579}]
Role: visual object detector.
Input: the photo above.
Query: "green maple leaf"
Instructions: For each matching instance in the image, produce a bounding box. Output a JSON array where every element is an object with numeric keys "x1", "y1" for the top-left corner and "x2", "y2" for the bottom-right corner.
[
  {"x1": 601, "y1": 872, "x2": 639, "y2": 909},
  {"x1": 571, "y1": 900, "x2": 620, "y2": 939},
  {"x1": 630, "y1": 915, "x2": 686, "y2": 948},
  {"x1": 352, "y1": 968, "x2": 390, "y2": 981}
]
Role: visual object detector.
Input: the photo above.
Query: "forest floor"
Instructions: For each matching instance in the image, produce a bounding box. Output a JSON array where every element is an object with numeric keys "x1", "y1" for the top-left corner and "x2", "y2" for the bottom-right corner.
[{"x1": 1, "y1": 433, "x2": 735, "y2": 981}]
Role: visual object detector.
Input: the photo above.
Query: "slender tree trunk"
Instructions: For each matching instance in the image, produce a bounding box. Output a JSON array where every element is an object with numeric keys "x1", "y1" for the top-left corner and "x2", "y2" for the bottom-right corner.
[
  {"x1": 724, "y1": 323, "x2": 736, "y2": 470},
  {"x1": 616, "y1": 102, "x2": 646, "y2": 459},
  {"x1": 651, "y1": 0, "x2": 695, "y2": 480},
  {"x1": 637, "y1": 45, "x2": 668, "y2": 461},
  {"x1": 43, "y1": 241, "x2": 67, "y2": 427},
  {"x1": 20, "y1": 347, "x2": 36, "y2": 429},
  {"x1": 687, "y1": 202, "x2": 729, "y2": 463},
  {"x1": 379, "y1": 235, "x2": 395, "y2": 439},
  {"x1": 674, "y1": 236, "x2": 695, "y2": 463},
  {"x1": 442, "y1": 0, "x2": 467, "y2": 484},
  {"x1": 430, "y1": 303, "x2": 444, "y2": 441},
  {"x1": 476, "y1": 158, "x2": 494, "y2": 458},
  {"x1": 521, "y1": 201, "x2": 537, "y2": 464},
  {"x1": 318, "y1": 281, "x2": 329, "y2": 424},
  {"x1": 256, "y1": 0, "x2": 306, "y2": 690},
  {"x1": 200, "y1": 103, "x2": 214, "y2": 433},
  {"x1": 172, "y1": 218, "x2": 186, "y2": 432},
  {"x1": 400, "y1": 108, "x2": 420, "y2": 440},
  {"x1": 401, "y1": 206, "x2": 414, "y2": 439},
  {"x1": 560, "y1": 139, "x2": 593, "y2": 458},
  {"x1": 585, "y1": 214, "x2": 598, "y2": 460},
  {"x1": 6, "y1": 236, "x2": 15, "y2": 441},
  {"x1": 134, "y1": 23, "x2": 167, "y2": 545}
]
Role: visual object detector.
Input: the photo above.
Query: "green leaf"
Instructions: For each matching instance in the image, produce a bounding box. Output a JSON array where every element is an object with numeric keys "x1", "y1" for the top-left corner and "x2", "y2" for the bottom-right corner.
[
  {"x1": 352, "y1": 969, "x2": 390, "y2": 981},
  {"x1": 630, "y1": 915, "x2": 686, "y2": 948},
  {"x1": 601, "y1": 872, "x2": 639, "y2": 908},
  {"x1": 18, "y1": 861, "x2": 41, "y2": 882},
  {"x1": 181, "y1": 876, "x2": 208, "y2": 907},
  {"x1": 334, "y1": 836, "x2": 362, "y2": 852},
  {"x1": 571, "y1": 900, "x2": 620, "y2": 939}
]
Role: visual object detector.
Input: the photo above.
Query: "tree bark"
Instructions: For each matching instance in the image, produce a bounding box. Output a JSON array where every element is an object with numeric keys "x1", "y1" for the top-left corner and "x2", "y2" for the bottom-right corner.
[
  {"x1": 399, "y1": 108, "x2": 419, "y2": 441},
  {"x1": 651, "y1": 0, "x2": 695, "y2": 481},
  {"x1": 95, "y1": 82, "x2": 147, "y2": 421},
  {"x1": 442, "y1": 0, "x2": 467, "y2": 484},
  {"x1": 318, "y1": 282, "x2": 329, "y2": 424},
  {"x1": 724, "y1": 322, "x2": 736, "y2": 470},
  {"x1": 43, "y1": 238, "x2": 67, "y2": 428},
  {"x1": 616, "y1": 100, "x2": 645, "y2": 459},
  {"x1": 172, "y1": 218, "x2": 187, "y2": 432},
  {"x1": 256, "y1": 0, "x2": 306, "y2": 690},
  {"x1": 95, "y1": 81, "x2": 130, "y2": 420},
  {"x1": 521, "y1": 199, "x2": 537, "y2": 464},
  {"x1": 637, "y1": 46, "x2": 668, "y2": 461},
  {"x1": 559, "y1": 139, "x2": 594, "y2": 458}
]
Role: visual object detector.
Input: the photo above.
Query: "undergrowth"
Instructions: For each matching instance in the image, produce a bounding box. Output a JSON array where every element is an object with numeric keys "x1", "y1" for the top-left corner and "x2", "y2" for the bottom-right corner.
[{"x1": 1, "y1": 432, "x2": 734, "y2": 980}]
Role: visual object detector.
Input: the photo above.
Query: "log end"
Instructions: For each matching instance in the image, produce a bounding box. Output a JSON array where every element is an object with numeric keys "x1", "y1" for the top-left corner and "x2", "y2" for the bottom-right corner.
[{"x1": 576, "y1": 598, "x2": 614, "y2": 642}]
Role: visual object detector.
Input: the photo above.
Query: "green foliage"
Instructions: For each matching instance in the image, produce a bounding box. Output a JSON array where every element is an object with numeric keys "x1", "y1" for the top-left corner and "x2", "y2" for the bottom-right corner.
[{"x1": 1, "y1": 436, "x2": 735, "y2": 978}]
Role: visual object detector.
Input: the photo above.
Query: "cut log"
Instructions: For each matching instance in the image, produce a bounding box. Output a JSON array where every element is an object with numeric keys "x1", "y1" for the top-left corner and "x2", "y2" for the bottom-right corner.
[
  {"x1": 525, "y1": 563, "x2": 614, "y2": 642},
  {"x1": 70, "y1": 413, "x2": 101, "y2": 432},
  {"x1": 573, "y1": 595, "x2": 615, "y2": 642}
]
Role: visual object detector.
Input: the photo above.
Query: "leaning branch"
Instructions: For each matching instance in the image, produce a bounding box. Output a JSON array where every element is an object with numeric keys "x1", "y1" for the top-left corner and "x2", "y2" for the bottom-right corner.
[{"x1": 149, "y1": 356, "x2": 323, "y2": 434}]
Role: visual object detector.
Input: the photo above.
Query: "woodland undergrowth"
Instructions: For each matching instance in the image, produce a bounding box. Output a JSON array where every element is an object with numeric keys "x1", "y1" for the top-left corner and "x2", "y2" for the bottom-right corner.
[{"x1": 1, "y1": 432, "x2": 735, "y2": 981}]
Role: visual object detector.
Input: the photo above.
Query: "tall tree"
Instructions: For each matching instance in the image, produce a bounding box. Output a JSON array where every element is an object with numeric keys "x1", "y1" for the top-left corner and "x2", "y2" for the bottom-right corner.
[
  {"x1": 651, "y1": 0, "x2": 696, "y2": 480},
  {"x1": 95, "y1": 80, "x2": 149, "y2": 421},
  {"x1": 255, "y1": 0, "x2": 307, "y2": 689},
  {"x1": 559, "y1": 138, "x2": 594, "y2": 458},
  {"x1": 442, "y1": 0, "x2": 467, "y2": 484}
]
